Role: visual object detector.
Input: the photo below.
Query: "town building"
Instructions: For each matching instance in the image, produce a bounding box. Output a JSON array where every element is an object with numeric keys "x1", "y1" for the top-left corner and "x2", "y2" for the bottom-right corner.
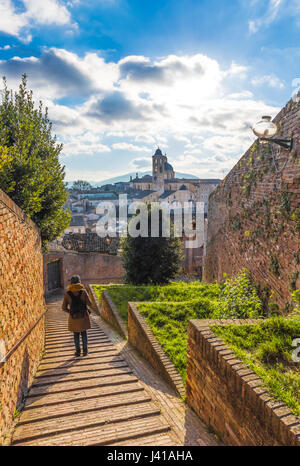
[{"x1": 130, "y1": 148, "x2": 221, "y2": 213}]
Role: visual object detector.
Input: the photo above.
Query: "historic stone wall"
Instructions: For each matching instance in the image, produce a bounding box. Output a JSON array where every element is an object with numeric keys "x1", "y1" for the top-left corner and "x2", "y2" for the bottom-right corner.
[
  {"x1": 204, "y1": 98, "x2": 300, "y2": 311},
  {"x1": 0, "y1": 189, "x2": 45, "y2": 444},
  {"x1": 186, "y1": 319, "x2": 300, "y2": 446}
]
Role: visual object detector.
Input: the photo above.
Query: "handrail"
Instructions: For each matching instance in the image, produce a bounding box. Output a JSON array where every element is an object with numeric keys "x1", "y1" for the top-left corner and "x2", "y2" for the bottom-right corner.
[{"x1": 0, "y1": 310, "x2": 47, "y2": 368}]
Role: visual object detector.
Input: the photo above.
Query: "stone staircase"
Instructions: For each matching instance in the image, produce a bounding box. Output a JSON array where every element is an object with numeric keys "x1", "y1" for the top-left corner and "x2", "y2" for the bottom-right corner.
[{"x1": 10, "y1": 296, "x2": 218, "y2": 446}]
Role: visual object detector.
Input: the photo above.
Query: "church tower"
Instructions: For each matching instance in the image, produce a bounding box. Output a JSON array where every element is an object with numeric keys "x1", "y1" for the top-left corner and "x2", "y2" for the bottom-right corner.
[{"x1": 152, "y1": 148, "x2": 167, "y2": 192}]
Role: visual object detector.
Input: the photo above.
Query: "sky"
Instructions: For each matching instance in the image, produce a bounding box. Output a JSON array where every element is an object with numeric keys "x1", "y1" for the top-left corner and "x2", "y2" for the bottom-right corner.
[{"x1": 0, "y1": 0, "x2": 300, "y2": 182}]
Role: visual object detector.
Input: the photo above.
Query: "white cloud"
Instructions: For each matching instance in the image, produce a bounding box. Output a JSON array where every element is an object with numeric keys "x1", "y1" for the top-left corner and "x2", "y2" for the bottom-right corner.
[
  {"x1": 228, "y1": 91, "x2": 254, "y2": 99},
  {"x1": 251, "y1": 75, "x2": 285, "y2": 89},
  {"x1": 0, "y1": 48, "x2": 280, "y2": 178},
  {"x1": 224, "y1": 62, "x2": 248, "y2": 78},
  {"x1": 0, "y1": 0, "x2": 75, "y2": 42},
  {"x1": 248, "y1": 0, "x2": 300, "y2": 34},
  {"x1": 65, "y1": 168, "x2": 114, "y2": 183},
  {"x1": 59, "y1": 131, "x2": 111, "y2": 158},
  {"x1": 24, "y1": 0, "x2": 71, "y2": 25},
  {"x1": 0, "y1": 1, "x2": 28, "y2": 38},
  {"x1": 131, "y1": 157, "x2": 152, "y2": 169},
  {"x1": 112, "y1": 143, "x2": 150, "y2": 152}
]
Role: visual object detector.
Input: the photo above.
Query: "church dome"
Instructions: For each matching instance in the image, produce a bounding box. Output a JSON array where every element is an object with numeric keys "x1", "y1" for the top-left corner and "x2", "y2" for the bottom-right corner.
[
  {"x1": 164, "y1": 162, "x2": 174, "y2": 171},
  {"x1": 154, "y1": 148, "x2": 163, "y2": 156}
]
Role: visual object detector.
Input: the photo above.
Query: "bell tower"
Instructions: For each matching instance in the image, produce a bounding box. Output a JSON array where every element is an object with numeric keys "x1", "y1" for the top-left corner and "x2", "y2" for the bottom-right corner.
[{"x1": 152, "y1": 147, "x2": 166, "y2": 192}]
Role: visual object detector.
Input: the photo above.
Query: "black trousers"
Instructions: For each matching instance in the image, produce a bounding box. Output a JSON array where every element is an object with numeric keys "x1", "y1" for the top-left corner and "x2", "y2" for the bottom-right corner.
[{"x1": 73, "y1": 331, "x2": 88, "y2": 353}]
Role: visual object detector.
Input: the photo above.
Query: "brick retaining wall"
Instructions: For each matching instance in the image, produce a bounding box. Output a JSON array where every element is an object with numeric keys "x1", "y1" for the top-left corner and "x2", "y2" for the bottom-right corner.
[
  {"x1": 101, "y1": 290, "x2": 128, "y2": 339},
  {"x1": 186, "y1": 319, "x2": 300, "y2": 446},
  {"x1": 0, "y1": 189, "x2": 45, "y2": 444},
  {"x1": 128, "y1": 303, "x2": 185, "y2": 397},
  {"x1": 204, "y1": 98, "x2": 300, "y2": 311}
]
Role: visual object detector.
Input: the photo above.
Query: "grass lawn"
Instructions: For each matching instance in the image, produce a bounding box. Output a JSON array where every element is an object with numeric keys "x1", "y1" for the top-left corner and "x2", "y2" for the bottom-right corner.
[
  {"x1": 93, "y1": 276, "x2": 261, "y2": 383},
  {"x1": 92, "y1": 278, "x2": 299, "y2": 416},
  {"x1": 138, "y1": 299, "x2": 217, "y2": 383},
  {"x1": 212, "y1": 317, "x2": 300, "y2": 418},
  {"x1": 93, "y1": 281, "x2": 221, "y2": 322}
]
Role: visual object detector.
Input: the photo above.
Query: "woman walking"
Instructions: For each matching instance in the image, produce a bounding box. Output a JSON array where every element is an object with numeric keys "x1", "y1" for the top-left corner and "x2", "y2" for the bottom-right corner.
[{"x1": 62, "y1": 275, "x2": 93, "y2": 357}]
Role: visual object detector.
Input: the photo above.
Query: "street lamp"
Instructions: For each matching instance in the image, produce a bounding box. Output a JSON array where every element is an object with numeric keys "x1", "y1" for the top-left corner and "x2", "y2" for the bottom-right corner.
[{"x1": 252, "y1": 116, "x2": 293, "y2": 151}]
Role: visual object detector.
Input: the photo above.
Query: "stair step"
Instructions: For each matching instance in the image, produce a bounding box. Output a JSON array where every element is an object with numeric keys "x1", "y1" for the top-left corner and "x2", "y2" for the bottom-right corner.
[
  {"x1": 44, "y1": 343, "x2": 114, "y2": 355},
  {"x1": 38, "y1": 355, "x2": 124, "y2": 371},
  {"x1": 12, "y1": 402, "x2": 161, "y2": 444},
  {"x1": 33, "y1": 367, "x2": 133, "y2": 386},
  {"x1": 110, "y1": 432, "x2": 176, "y2": 446},
  {"x1": 36, "y1": 360, "x2": 129, "y2": 377},
  {"x1": 13, "y1": 414, "x2": 171, "y2": 446},
  {"x1": 45, "y1": 339, "x2": 110, "y2": 349},
  {"x1": 45, "y1": 335, "x2": 110, "y2": 344},
  {"x1": 41, "y1": 349, "x2": 119, "y2": 362},
  {"x1": 17, "y1": 391, "x2": 152, "y2": 424},
  {"x1": 28, "y1": 373, "x2": 139, "y2": 396},
  {"x1": 45, "y1": 331, "x2": 108, "y2": 339},
  {"x1": 25, "y1": 384, "x2": 145, "y2": 408}
]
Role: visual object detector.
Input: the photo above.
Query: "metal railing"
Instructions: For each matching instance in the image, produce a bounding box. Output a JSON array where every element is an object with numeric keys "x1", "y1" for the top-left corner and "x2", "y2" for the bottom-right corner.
[{"x1": 0, "y1": 310, "x2": 47, "y2": 368}]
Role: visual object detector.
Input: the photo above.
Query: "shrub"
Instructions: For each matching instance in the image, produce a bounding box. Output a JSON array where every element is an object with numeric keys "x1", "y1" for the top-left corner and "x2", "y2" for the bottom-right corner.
[
  {"x1": 212, "y1": 269, "x2": 263, "y2": 319},
  {"x1": 0, "y1": 75, "x2": 70, "y2": 246}
]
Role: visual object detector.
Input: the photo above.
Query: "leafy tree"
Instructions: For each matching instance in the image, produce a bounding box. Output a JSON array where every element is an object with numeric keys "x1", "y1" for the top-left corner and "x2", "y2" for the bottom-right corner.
[
  {"x1": 121, "y1": 206, "x2": 183, "y2": 285},
  {"x1": 0, "y1": 75, "x2": 70, "y2": 246},
  {"x1": 72, "y1": 180, "x2": 92, "y2": 192}
]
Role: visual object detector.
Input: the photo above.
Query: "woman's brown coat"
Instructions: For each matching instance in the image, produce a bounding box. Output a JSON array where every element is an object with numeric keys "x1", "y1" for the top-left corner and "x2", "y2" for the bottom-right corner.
[{"x1": 62, "y1": 287, "x2": 92, "y2": 332}]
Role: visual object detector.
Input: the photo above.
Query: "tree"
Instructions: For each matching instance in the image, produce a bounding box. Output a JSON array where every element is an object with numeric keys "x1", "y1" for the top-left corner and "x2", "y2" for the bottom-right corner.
[
  {"x1": 0, "y1": 75, "x2": 70, "y2": 246},
  {"x1": 72, "y1": 180, "x2": 92, "y2": 192},
  {"x1": 121, "y1": 206, "x2": 183, "y2": 285}
]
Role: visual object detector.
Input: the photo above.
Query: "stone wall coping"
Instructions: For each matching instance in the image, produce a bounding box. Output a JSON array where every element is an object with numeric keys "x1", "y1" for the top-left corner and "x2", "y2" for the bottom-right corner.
[
  {"x1": 102, "y1": 289, "x2": 128, "y2": 339},
  {"x1": 87, "y1": 285, "x2": 127, "y2": 339},
  {"x1": 128, "y1": 302, "x2": 186, "y2": 398},
  {"x1": 86, "y1": 284, "x2": 101, "y2": 314},
  {"x1": 0, "y1": 188, "x2": 40, "y2": 235},
  {"x1": 188, "y1": 318, "x2": 300, "y2": 445}
]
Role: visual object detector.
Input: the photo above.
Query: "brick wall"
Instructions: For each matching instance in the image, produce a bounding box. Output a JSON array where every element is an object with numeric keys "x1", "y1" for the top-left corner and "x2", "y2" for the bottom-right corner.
[
  {"x1": 186, "y1": 320, "x2": 300, "y2": 446},
  {"x1": 101, "y1": 290, "x2": 128, "y2": 338},
  {"x1": 204, "y1": 99, "x2": 300, "y2": 311},
  {"x1": 0, "y1": 189, "x2": 45, "y2": 444},
  {"x1": 43, "y1": 250, "x2": 124, "y2": 294},
  {"x1": 128, "y1": 303, "x2": 185, "y2": 397}
]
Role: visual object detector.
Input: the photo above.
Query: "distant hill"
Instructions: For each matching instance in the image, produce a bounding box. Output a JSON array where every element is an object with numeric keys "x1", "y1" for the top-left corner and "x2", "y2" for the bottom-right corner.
[{"x1": 83, "y1": 171, "x2": 199, "y2": 187}]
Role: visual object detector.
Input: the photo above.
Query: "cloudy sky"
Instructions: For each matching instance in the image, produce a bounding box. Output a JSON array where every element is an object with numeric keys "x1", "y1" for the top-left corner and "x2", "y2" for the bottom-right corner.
[{"x1": 0, "y1": 0, "x2": 299, "y2": 182}]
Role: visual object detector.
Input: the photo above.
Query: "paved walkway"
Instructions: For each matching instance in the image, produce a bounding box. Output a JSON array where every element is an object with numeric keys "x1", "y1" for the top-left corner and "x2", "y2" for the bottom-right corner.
[{"x1": 10, "y1": 293, "x2": 219, "y2": 446}]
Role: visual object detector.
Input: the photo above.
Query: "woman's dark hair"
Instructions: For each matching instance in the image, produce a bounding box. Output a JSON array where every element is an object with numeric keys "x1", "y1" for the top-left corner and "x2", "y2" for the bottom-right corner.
[{"x1": 70, "y1": 275, "x2": 81, "y2": 284}]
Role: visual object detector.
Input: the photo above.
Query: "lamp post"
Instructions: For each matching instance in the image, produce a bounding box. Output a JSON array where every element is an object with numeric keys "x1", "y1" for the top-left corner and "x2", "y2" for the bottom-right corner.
[{"x1": 252, "y1": 116, "x2": 293, "y2": 151}]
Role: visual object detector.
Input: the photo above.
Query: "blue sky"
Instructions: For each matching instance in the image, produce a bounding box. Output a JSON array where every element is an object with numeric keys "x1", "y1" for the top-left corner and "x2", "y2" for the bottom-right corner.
[{"x1": 0, "y1": 0, "x2": 299, "y2": 182}]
